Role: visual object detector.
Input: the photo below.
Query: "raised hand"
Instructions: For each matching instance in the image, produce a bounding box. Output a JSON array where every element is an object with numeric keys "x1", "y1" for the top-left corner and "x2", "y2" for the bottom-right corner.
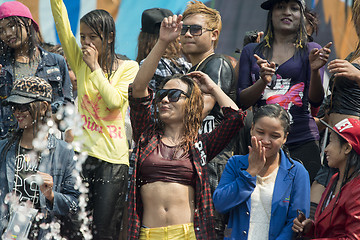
[
  {"x1": 254, "y1": 54, "x2": 276, "y2": 85},
  {"x1": 82, "y1": 42, "x2": 100, "y2": 71},
  {"x1": 328, "y1": 59, "x2": 360, "y2": 83},
  {"x1": 309, "y1": 42, "x2": 332, "y2": 71},
  {"x1": 187, "y1": 71, "x2": 217, "y2": 94},
  {"x1": 159, "y1": 14, "x2": 183, "y2": 44},
  {"x1": 247, "y1": 136, "x2": 266, "y2": 177}
]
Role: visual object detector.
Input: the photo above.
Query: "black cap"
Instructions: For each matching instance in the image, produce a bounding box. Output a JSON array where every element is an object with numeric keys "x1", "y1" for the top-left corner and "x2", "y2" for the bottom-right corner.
[
  {"x1": 141, "y1": 8, "x2": 173, "y2": 34},
  {"x1": 261, "y1": 0, "x2": 305, "y2": 10}
]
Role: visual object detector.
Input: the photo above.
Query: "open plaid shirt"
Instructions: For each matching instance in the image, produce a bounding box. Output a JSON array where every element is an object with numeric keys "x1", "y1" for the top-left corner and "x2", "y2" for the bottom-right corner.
[{"x1": 127, "y1": 85, "x2": 245, "y2": 240}]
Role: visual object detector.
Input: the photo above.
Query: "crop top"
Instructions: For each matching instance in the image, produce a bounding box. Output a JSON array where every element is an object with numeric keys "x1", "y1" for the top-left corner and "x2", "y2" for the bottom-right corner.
[{"x1": 138, "y1": 141, "x2": 196, "y2": 188}]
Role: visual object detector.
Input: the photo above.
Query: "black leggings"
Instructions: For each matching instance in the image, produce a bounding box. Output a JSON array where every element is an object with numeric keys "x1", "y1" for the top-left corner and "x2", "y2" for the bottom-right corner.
[
  {"x1": 286, "y1": 140, "x2": 321, "y2": 184},
  {"x1": 82, "y1": 156, "x2": 128, "y2": 240}
]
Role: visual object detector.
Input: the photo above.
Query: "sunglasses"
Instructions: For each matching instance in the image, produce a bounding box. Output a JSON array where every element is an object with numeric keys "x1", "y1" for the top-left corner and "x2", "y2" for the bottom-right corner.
[
  {"x1": 155, "y1": 89, "x2": 190, "y2": 103},
  {"x1": 181, "y1": 24, "x2": 214, "y2": 36},
  {"x1": 11, "y1": 103, "x2": 31, "y2": 112}
]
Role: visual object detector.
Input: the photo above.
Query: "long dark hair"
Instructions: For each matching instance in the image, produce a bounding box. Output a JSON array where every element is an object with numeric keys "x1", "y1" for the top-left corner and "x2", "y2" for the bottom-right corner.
[
  {"x1": 255, "y1": 0, "x2": 308, "y2": 60},
  {"x1": 80, "y1": 9, "x2": 118, "y2": 79},
  {"x1": 0, "y1": 16, "x2": 41, "y2": 63}
]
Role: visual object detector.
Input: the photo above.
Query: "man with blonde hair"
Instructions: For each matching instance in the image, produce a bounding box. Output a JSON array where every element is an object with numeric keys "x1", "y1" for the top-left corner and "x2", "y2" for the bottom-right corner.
[{"x1": 181, "y1": 1, "x2": 237, "y2": 238}]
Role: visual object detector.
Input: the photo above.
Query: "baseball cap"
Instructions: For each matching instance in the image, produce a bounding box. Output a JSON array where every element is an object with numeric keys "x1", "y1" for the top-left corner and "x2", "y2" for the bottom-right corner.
[
  {"x1": 141, "y1": 8, "x2": 173, "y2": 34},
  {"x1": 261, "y1": 0, "x2": 306, "y2": 10},
  {"x1": 320, "y1": 118, "x2": 360, "y2": 155},
  {"x1": 0, "y1": 1, "x2": 39, "y2": 32},
  {"x1": 4, "y1": 76, "x2": 52, "y2": 105}
]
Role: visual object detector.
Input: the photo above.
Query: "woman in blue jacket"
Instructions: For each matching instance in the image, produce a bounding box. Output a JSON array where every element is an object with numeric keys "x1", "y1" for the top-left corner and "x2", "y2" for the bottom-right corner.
[{"x1": 213, "y1": 104, "x2": 310, "y2": 240}]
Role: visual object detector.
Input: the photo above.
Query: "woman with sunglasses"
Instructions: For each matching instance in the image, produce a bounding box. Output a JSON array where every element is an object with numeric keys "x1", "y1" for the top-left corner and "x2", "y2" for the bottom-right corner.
[
  {"x1": 128, "y1": 15, "x2": 245, "y2": 240},
  {"x1": 0, "y1": 1, "x2": 73, "y2": 139},
  {"x1": 0, "y1": 76, "x2": 79, "y2": 239}
]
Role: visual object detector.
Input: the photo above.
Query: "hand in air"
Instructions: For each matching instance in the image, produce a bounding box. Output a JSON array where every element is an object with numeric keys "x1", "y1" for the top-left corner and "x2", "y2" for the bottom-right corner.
[
  {"x1": 309, "y1": 42, "x2": 332, "y2": 71},
  {"x1": 254, "y1": 54, "x2": 276, "y2": 85},
  {"x1": 159, "y1": 14, "x2": 183, "y2": 44}
]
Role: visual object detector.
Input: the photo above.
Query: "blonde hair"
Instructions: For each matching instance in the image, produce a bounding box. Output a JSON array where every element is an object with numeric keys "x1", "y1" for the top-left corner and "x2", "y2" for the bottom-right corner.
[{"x1": 182, "y1": 0, "x2": 222, "y2": 48}]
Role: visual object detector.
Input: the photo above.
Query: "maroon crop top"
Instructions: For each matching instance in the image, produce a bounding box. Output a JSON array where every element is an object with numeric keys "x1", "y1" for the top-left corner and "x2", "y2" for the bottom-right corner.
[{"x1": 139, "y1": 140, "x2": 196, "y2": 188}]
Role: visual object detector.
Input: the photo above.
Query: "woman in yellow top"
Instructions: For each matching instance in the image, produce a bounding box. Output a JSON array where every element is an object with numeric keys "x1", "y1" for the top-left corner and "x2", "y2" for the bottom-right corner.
[{"x1": 50, "y1": 0, "x2": 139, "y2": 239}]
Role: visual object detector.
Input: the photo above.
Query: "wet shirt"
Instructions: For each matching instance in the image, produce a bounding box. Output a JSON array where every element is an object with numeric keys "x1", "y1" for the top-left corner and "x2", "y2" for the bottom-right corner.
[
  {"x1": 238, "y1": 42, "x2": 324, "y2": 144},
  {"x1": 13, "y1": 147, "x2": 40, "y2": 209}
]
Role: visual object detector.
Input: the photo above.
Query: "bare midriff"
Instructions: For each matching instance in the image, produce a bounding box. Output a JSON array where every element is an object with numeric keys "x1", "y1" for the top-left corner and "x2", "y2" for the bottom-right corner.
[{"x1": 140, "y1": 181, "x2": 195, "y2": 228}]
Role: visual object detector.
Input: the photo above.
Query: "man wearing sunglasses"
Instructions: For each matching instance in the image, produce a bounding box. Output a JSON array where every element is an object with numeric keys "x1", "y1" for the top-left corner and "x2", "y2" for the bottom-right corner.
[{"x1": 180, "y1": 1, "x2": 238, "y2": 239}]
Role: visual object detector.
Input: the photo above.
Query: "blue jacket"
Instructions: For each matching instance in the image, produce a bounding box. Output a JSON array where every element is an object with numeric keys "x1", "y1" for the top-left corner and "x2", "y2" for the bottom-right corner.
[
  {"x1": 0, "y1": 46, "x2": 73, "y2": 137},
  {"x1": 0, "y1": 134, "x2": 79, "y2": 239},
  {"x1": 213, "y1": 149, "x2": 310, "y2": 240}
]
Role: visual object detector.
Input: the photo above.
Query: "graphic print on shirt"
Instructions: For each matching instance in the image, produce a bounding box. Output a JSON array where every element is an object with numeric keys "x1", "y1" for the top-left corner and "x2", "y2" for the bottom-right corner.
[
  {"x1": 261, "y1": 74, "x2": 304, "y2": 123},
  {"x1": 13, "y1": 152, "x2": 40, "y2": 207},
  {"x1": 80, "y1": 93, "x2": 124, "y2": 139}
]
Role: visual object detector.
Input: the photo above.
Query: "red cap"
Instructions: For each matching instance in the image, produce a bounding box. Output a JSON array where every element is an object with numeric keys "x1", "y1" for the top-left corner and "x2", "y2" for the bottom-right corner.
[{"x1": 0, "y1": 1, "x2": 39, "y2": 32}]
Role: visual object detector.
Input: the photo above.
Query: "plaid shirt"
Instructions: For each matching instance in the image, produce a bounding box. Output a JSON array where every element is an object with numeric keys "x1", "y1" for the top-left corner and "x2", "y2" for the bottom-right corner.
[{"x1": 128, "y1": 85, "x2": 245, "y2": 240}]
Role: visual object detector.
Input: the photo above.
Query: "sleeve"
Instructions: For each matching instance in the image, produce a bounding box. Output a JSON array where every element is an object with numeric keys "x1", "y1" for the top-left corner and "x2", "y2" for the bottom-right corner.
[
  {"x1": 276, "y1": 163, "x2": 311, "y2": 240},
  {"x1": 237, "y1": 44, "x2": 258, "y2": 104},
  {"x1": 50, "y1": 0, "x2": 83, "y2": 72},
  {"x1": 89, "y1": 61, "x2": 139, "y2": 109},
  {"x1": 128, "y1": 85, "x2": 154, "y2": 143},
  {"x1": 213, "y1": 155, "x2": 256, "y2": 213},
  {"x1": 202, "y1": 107, "x2": 245, "y2": 161},
  {"x1": 47, "y1": 148, "x2": 79, "y2": 216}
]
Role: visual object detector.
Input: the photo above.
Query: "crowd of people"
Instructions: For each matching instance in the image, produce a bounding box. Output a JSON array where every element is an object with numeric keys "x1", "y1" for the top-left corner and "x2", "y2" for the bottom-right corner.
[{"x1": 0, "y1": 0, "x2": 359, "y2": 239}]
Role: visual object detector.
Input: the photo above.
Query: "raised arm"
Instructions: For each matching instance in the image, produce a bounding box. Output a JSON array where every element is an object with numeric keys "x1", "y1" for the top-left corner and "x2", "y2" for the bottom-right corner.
[{"x1": 131, "y1": 15, "x2": 183, "y2": 98}]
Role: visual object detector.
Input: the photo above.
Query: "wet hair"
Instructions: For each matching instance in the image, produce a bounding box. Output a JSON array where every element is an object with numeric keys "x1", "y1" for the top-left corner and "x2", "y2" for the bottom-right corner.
[
  {"x1": 252, "y1": 104, "x2": 290, "y2": 134},
  {"x1": 136, "y1": 31, "x2": 182, "y2": 64},
  {"x1": 0, "y1": 16, "x2": 41, "y2": 63},
  {"x1": 256, "y1": 0, "x2": 308, "y2": 60},
  {"x1": 155, "y1": 74, "x2": 204, "y2": 153},
  {"x1": 80, "y1": 9, "x2": 117, "y2": 79},
  {"x1": 182, "y1": 0, "x2": 222, "y2": 48},
  {"x1": 350, "y1": 0, "x2": 360, "y2": 62}
]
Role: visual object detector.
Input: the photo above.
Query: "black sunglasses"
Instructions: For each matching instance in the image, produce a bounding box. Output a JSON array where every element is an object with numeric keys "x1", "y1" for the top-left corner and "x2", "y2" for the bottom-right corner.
[
  {"x1": 181, "y1": 24, "x2": 214, "y2": 36},
  {"x1": 155, "y1": 89, "x2": 190, "y2": 103},
  {"x1": 11, "y1": 103, "x2": 31, "y2": 112}
]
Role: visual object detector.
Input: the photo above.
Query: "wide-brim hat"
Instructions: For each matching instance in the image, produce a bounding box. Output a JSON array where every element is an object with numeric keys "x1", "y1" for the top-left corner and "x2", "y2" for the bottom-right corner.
[
  {"x1": 0, "y1": 1, "x2": 39, "y2": 32},
  {"x1": 4, "y1": 76, "x2": 52, "y2": 105},
  {"x1": 141, "y1": 8, "x2": 173, "y2": 34},
  {"x1": 261, "y1": 0, "x2": 306, "y2": 10},
  {"x1": 320, "y1": 118, "x2": 360, "y2": 155}
]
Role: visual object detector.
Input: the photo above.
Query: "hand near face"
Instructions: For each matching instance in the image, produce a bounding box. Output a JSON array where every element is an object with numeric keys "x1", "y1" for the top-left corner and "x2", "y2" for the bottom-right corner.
[
  {"x1": 247, "y1": 136, "x2": 266, "y2": 177},
  {"x1": 309, "y1": 42, "x2": 332, "y2": 71},
  {"x1": 254, "y1": 54, "x2": 276, "y2": 85},
  {"x1": 37, "y1": 171, "x2": 54, "y2": 203},
  {"x1": 82, "y1": 42, "x2": 100, "y2": 72},
  {"x1": 328, "y1": 59, "x2": 360, "y2": 85},
  {"x1": 159, "y1": 14, "x2": 183, "y2": 44},
  {"x1": 187, "y1": 71, "x2": 217, "y2": 94}
]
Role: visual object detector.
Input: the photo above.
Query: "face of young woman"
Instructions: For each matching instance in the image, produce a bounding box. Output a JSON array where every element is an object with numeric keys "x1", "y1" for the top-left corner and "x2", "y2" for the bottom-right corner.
[
  {"x1": 80, "y1": 22, "x2": 104, "y2": 57},
  {"x1": 251, "y1": 116, "x2": 288, "y2": 160},
  {"x1": 12, "y1": 104, "x2": 34, "y2": 130},
  {"x1": 0, "y1": 18, "x2": 29, "y2": 50},
  {"x1": 157, "y1": 79, "x2": 189, "y2": 124},
  {"x1": 271, "y1": 0, "x2": 302, "y2": 34},
  {"x1": 325, "y1": 132, "x2": 348, "y2": 170}
]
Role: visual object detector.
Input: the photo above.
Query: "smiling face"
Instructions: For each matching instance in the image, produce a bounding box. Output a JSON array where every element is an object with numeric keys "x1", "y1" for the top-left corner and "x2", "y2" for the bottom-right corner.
[
  {"x1": 12, "y1": 103, "x2": 34, "y2": 130},
  {"x1": 251, "y1": 116, "x2": 288, "y2": 161},
  {"x1": 325, "y1": 132, "x2": 350, "y2": 171},
  {"x1": 157, "y1": 79, "x2": 189, "y2": 124},
  {"x1": 271, "y1": 0, "x2": 302, "y2": 34},
  {"x1": 0, "y1": 17, "x2": 29, "y2": 50}
]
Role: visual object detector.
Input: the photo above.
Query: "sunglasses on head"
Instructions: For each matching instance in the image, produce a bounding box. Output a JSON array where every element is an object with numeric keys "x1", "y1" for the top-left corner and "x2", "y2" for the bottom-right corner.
[
  {"x1": 11, "y1": 103, "x2": 31, "y2": 112},
  {"x1": 155, "y1": 89, "x2": 190, "y2": 103},
  {"x1": 181, "y1": 24, "x2": 214, "y2": 36}
]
